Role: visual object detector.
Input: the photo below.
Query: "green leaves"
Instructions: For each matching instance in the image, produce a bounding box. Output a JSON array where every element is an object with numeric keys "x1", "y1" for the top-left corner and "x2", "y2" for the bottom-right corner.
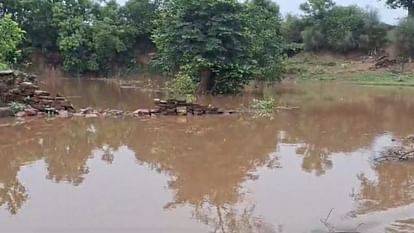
[
  {"x1": 0, "y1": 14, "x2": 25, "y2": 65},
  {"x1": 152, "y1": 0, "x2": 284, "y2": 94},
  {"x1": 394, "y1": 17, "x2": 414, "y2": 58},
  {"x1": 292, "y1": 1, "x2": 388, "y2": 54}
]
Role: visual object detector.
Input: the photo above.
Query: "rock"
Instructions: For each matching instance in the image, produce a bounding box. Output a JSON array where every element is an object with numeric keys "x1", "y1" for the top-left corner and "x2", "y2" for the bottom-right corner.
[
  {"x1": 37, "y1": 112, "x2": 46, "y2": 117},
  {"x1": 34, "y1": 90, "x2": 50, "y2": 96},
  {"x1": 150, "y1": 108, "x2": 161, "y2": 114},
  {"x1": 133, "y1": 109, "x2": 150, "y2": 116},
  {"x1": 80, "y1": 107, "x2": 94, "y2": 114},
  {"x1": 176, "y1": 106, "x2": 187, "y2": 115},
  {"x1": 58, "y1": 110, "x2": 71, "y2": 118},
  {"x1": 0, "y1": 107, "x2": 13, "y2": 118},
  {"x1": 24, "y1": 107, "x2": 38, "y2": 116},
  {"x1": 85, "y1": 113, "x2": 99, "y2": 118},
  {"x1": 73, "y1": 113, "x2": 84, "y2": 117},
  {"x1": 0, "y1": 70, "x2": 14, "y2": 76},
  {"x1": 15, "y1": 111, "x2": 26, "y2": 117},
  {"x1": 44, "y1": 108, "x2": 58, "y2": 115}
]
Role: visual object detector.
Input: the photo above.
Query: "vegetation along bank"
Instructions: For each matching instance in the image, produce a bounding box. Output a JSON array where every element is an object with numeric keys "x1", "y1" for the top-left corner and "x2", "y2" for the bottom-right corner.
[{"x1": 2, "y1": 0, "x2": 414, "y2": 96}]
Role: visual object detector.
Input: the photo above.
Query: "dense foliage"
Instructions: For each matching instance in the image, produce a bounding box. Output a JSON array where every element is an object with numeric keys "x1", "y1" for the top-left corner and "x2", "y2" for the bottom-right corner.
[
  {"x1": 0, "y1": 14, "x2": 25, "y2": 66},
  {"x1": 0, "y1": 0, "x2": 406, "y2": 94},
  {"x1": 0, "y1": 0, "x2": 158, "y2": 75},
  {"x1": 243, "y1": 0, "x2": 284, "y2": 81},
  {"x1": 283, "y1": 0, "x2": 388, "y2": 54},
  {"x1": 153, "y1": 0, "x2": 284, "y2": 94},
  {"x1": 394, "y1": 17, "x2": 414, "y2": 58}
]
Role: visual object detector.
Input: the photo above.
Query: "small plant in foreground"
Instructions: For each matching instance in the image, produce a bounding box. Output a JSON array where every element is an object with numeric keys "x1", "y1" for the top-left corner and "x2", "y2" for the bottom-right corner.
[
  {"x1": 9, "y1": 102, "x2": 26, "y2": 114},
  {"x1": 251, "y1": 97, "x2": 276, "y2": 117}
]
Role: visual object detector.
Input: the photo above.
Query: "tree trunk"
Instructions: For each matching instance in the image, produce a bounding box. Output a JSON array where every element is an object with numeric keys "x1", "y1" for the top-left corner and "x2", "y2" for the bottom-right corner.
[
  {"x1": 197, "y1": 69, "x2": 212, "y2": 94},
  {"x1": 409, "y1": 4, "x2": 414, "y2": 18}
]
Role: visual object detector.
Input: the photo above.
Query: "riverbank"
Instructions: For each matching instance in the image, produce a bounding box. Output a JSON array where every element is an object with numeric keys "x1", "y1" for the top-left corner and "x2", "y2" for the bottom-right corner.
[{"x1": 285, "y1": 53, "x2": 414, "y2": 86}]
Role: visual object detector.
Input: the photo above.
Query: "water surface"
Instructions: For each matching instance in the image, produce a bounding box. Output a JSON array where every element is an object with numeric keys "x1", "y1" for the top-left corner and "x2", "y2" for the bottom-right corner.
[{"x1": 1, "y1": 79, "x2": 414, "y2": 233}]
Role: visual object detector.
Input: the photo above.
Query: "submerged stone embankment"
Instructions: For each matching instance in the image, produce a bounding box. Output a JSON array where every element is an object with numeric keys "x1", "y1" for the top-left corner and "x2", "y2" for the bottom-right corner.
[
  {"x1": 0, "y1": 70, "x2": 75, "y2": 117},
  {"x1": 0, "y1": 70, "x2": 238, "y2": 119}
]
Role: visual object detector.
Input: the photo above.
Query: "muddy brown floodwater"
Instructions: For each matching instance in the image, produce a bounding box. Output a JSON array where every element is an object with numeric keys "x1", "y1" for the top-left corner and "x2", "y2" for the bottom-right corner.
[{"x1": 2, "y1": 78, "x2": 414, "y2": 233}]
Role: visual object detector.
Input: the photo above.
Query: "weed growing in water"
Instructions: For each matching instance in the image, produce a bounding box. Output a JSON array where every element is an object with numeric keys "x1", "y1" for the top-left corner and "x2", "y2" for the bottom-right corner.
[
  {"x1": 9, "y1": 102, "x2": 26, "y2": 114},
  {"x1": 250, "y1": 97, "x2": 275, "y2": 117}
]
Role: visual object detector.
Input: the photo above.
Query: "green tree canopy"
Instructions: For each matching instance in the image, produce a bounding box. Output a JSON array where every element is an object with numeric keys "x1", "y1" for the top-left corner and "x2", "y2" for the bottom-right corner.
[
  {"x1": 0, "y1": 14, "x2": 25, "y2": 64},
  {"x1": 153, "y1": 0, "x2": 284, "y2": 94},
  {"x1": 152, "y1": 0, "x2": 251, "y2": 94}
]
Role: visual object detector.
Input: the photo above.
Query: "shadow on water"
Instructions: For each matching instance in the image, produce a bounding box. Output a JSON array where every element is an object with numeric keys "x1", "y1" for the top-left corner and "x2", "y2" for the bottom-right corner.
[{"x1": 2, "y1": 80, "x2": 414, "y2": 232}]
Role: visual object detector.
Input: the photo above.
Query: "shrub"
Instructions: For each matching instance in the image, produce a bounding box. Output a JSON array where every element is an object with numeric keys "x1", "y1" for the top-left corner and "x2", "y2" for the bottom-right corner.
[
  {"x1": 0, "y1": 62, "x2": 9, "y2": 70},
  {"x1": 282, "y1": 15, "x2": 306, "y2": 44},
  {"x1": 302, "y1": 26, "x2": 325, "y2": 51},
  {"x1": 298, "y1": 1, "x2": 388, "y2": 54},
  {"x1": 166, "y1": 70, "x2": 196, "y2": 99},
  {"x1": 324, "y1": 6, "x2": 365, "y2": 52},
  {"x1": 394, "y1": 17, "x2": 414, "y2": 58},
  {"x1": 251, "y1": 97, "x2": 275, "y2": 116},
  {"x1": 9, "y1": 102, "x2": 26, "y2": 114},
  {"x1": 358, "y1": 9, "x2": 388, "y2": 54},
  {"x1": 0, "y1": 14, "x2": 25, "y2": 65}
]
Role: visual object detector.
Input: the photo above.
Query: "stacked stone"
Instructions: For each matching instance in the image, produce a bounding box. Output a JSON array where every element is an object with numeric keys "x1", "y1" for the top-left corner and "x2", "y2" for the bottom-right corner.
[
  {"x1": 0, "y1": 70, "x2": 75, "y2": 117},
  {"x1": 0, "y1": 70, "x2": 37, "y2": 103},
  {"x1": 133, "y1": 99, "x2": 233, "y2": 116}
]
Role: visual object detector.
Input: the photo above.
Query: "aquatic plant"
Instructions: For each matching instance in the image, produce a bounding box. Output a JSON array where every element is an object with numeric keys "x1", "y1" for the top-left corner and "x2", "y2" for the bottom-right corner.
[
  {"x1": 8, "y1": 101, "x2": 26, "y2": 114},
  {"x1": 250, "y1": 97, "x2": 275, "y2": 116}
]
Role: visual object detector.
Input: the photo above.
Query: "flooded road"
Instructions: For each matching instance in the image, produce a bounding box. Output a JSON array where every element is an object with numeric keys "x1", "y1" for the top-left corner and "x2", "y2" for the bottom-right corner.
[{"x1": 2, "y1": 79, "x2": 414, "y2": 233}]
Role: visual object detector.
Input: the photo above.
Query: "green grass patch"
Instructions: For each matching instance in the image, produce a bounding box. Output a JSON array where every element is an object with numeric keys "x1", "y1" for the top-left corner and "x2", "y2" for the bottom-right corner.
[
  {"x1": 351, "y1": 72, "x2": 414, "y2": 86},
  {"x1": 0, "y1": 62, "x2": 9, "y2": 71}
]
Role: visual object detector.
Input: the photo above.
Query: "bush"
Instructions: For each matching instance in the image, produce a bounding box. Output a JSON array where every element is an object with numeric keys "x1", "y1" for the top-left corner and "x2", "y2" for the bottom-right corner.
[
  {"x1": 251, "y1": 97, "x2": 275, "y2": 116},
  {"x1": 282, "y1": 14, "x2": 306, "y2": 44},
  {"x1": 0, "y1": 62, "x2": 9, "y2": 70},
  {"x1": 358, "y1": 9, "x2": 388, "y2": 54},
  {"x1": 324, "y1": 6, "x2": 365, "y2": 52},
  {"x1": 166, "y1": 70, "x2": 196, "y2": 99},
  {"x1": 394, "y1": 17, "x2": 414, "y2": 58},
  {"x1": 298, "y1": 1, "x2": 388, "y2": 54},
  {"x1": 9, "y1": 102, "x2": 26, "y2": 114},
  {"x1": 0, "y1": 14, "x2": 25, "y2": 65},
  {"x1": 302, "y1": 26, "x2": 325, "y2": 51}
]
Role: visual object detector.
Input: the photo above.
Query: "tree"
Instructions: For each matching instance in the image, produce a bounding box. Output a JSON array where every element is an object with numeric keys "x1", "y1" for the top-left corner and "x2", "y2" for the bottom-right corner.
[
  {"x1": 384, "y1": 0, "x2": 414, "y2": 17},
  {"x1": 300, "y1": 0, "x2": 335, "y2": 21},
  {"x1": 243, "y1": 0, "x2": 284, "y2": 81},
  {"x1": 152, "y1": 0, "x2": 251, "y2": 94},
  {"x1": 394, "y1": 17, "x2": 414, "y2": 58},
  {"x1": 298, "y1": 1, "x2": 388, "y2": 53},
  {"x1": 0, "y1": 14, "x2": 25, "y2": 65}
]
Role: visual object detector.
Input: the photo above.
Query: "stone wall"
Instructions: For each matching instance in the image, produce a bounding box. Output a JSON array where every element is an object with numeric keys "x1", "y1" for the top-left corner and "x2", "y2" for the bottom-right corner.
[{"x1": 0, "y1": 70, "x2": 75, "y2": 116}]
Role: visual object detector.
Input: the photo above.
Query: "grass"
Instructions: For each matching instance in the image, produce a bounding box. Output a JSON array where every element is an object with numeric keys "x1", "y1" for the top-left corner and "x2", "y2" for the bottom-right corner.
[
  {"x1": 0, "y1": 62, "x2": 9, "y2": 71},
  {"x1": 285, "y1": 53, "x2": 414, "y2": 87},
  {"x1": 285, "y1": 54, "x2": 348, "y2": 81},
  {"x1": 350, "y1": 72, "x2": 414, "y2": 86}
]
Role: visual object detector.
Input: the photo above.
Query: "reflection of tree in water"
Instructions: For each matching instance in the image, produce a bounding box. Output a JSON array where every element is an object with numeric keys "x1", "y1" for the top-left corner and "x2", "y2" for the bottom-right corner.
[
  {"x1": 279, "y1": 94, "x2": 414, "y2": 176},
  {"x1": 123, "y1": 117, "x2": 281, "y2": 233},
  {"x1": 0, "y1": 117, "x2": 280, "y2": 216},
  {"x1": 194, "y1": 203, "x2": 280, "y2": 233},
  {"x1": 127, "y1": 117, "x2": 279, "y2": 210},
  {"x1": 0, "y1": 180, "x2": 28, "y2": 215},
  {"x1": 295, "y1": 145, "x2": 332, "y2": 176},
  {"x1": 2, "y1": 87, "x2": 414, "y2": 220},
  {"x1": 356, "y1": 163, "x2": 414, "y2": 214},
  {"x1": 386, "y1": 219, "x2": 414, "y2": 233},
  {"x1": 0, "y1": 144, "x2": 30, "y2": 215}
]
